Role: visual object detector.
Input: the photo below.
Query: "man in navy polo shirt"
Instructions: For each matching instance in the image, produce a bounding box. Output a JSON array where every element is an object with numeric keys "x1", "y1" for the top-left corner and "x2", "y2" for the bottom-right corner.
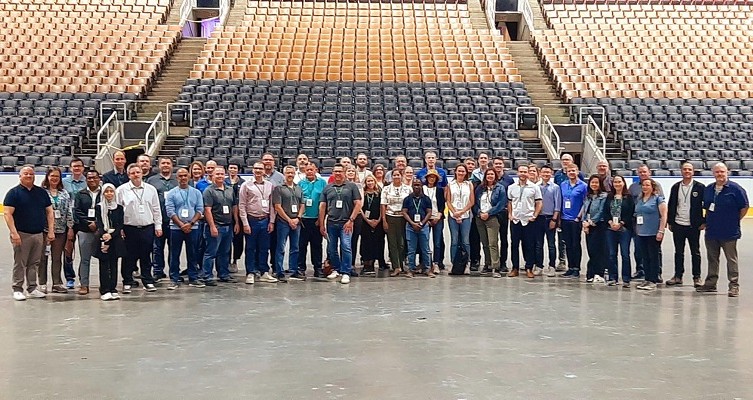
[
  {"x1": 4, "y1": 165, "x2": 55, "y2": 301},
  {"x1": 559, "y1": 165, "x2": 588, "y2": 278},
  {"x1": 697, "y1": 163, "x2": 749, "y2": 297}
]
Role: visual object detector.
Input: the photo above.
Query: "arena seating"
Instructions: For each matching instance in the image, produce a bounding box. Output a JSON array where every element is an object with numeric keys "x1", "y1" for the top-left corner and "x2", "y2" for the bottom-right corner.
[
  {"x1": 177, "y1": 0, "x2": 531, "y2": 172},
  {"x1": 534, "y1": 0, "x2": 753, "y2": 175}
]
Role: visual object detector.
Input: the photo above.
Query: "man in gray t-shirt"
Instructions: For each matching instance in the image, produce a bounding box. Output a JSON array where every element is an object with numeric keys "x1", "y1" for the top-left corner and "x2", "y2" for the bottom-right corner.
[
  {"x1": 202, "y1": 168, "x2": 239, "y2": 284},
  {"x1": 318, "y1": 164, "x2": 362, "y2": 283},
  {"x1": 271, "y1": 166, "x2": 305, "y2": 281}
]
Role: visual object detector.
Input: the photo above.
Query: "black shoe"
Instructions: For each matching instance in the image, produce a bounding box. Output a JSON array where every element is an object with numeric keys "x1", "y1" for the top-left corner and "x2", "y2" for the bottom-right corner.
[
  {"x1": 178, "y1": 276, "x2": 185, "y2": 283},
  {"x1": 179, "y1": 269, "x2": 188, "y2": 276},
  {"x1": 499, "y1": 266, "x2": 509, "y2": 273},
  {"x1": 289, "y1": 273, "x2": 307, "y2": 281},
  {"x1": 480, "y1": 267, "x2": 493, "y2": 276},
  {"x1": 631, "y1": 271, "x2": 645, "y2": 280},
  {"x1": 154, "y1": 273, "x2": 167, "y2": 280},
  {"x1": 219, "y1": 277, "x2": 238, "y2": 283},
  {"x1": 203, "y1": 280, "x2": 218, "y2": 286},
  {"x1": 696, "y1": 285, "x2": 717, "y2": 293},
  {"x1": 561, "y1": 269, "x2": 574, "y2": 277},
  {"x1": 350, "y1": 270, "x2": 359, "y2": 277},
  {"x1": 276, "y1": 274, "x2": 288, "y2": 283}
]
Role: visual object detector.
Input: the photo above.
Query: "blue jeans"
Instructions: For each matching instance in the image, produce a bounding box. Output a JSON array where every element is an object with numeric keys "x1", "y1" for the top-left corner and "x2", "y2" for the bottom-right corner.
[
  {"x1": 195, "y1": 221, "x2": 207, "y2": 279},
  {"x1": 244, "y1": 217, "x2": 270, "y2": 275},
  {"x1": 152, "y1": 224, "x2": 170, "y2": 277},
  {"x1": 606, "y1": 228, "x2": 632, "y2": 283},
  {"x1": 406, "y1": 224, "x2": 431, "y2": 271},
  {"x1": 429, "y1": 218, "x2": 444, "y2": 265},
  {"x1": 275, "y1": 220, "x2": 301, "y2": 276},
  {"x1": 448, "y1": 217, "x2": 471, "y2": 263},
  {"x1": 169, "y1": 228, "x2": 201, "y2": 283},
  {"x1": 202, "y1": 224, "x2": 232, "y2": 281},
  {"x1": 327, "y1": 223, "x2": 352, "y2": 275}
]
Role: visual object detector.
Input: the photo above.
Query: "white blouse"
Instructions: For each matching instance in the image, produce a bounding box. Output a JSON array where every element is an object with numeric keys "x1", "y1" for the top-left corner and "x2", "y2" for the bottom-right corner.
[{"x1": 448, "y1": 180, "x2": 473, "y2": 219}]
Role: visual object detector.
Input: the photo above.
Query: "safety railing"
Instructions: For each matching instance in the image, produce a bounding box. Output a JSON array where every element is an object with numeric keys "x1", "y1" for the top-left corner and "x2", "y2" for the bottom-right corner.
[
  {"x1": 179, "y1": 0, "x2": 196, "y2": 26},
  {"x1": 144, "y1": 112, "x2": 164, "y2": 154},
  {"x1": 514, "y1": 106, "x2": 541, "y2": 131},
  {"x1": 99, "y1": 101, "x2": 129, "y2": 127},
  {"x1": 581, "y1": 130, "x2": 607, "y2": 176},
  {"x1": 518, "y1": 0, "x2": 536, "y2": 35},
  {"x1": 485, "y1": 0, "x2": 497, "y2": 33},
  {"x1": 539, "y1": 115, "x2": 561, "y2": 160},
  {"x1": 95, "y1": 113, "x2": 123, "y2": 173},
  {"x1": 96, "y1": 112, "x2": 120, "y2": 155},
  {"x1": 219, "y1": 0, "x2": 230, "y2": 25},
  {"x1": 577, "y1": 106, "x2": 606, "y2": 134},
  {"x1": 585, "y1": 115, "x2": 606, "y2": 156}
]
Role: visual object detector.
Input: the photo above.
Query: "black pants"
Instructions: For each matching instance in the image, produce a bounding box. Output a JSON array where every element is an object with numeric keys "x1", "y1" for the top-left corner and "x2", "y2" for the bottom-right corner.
[
  {"x1": 672, "y1": 224, "x2": 701, "y2": 279},
  {"x1": 350, "y1": 216, "x2": 363, "y2": 267},
  {"x1": 510, "y1": 220, "x2": 536, "y2": 270},
  {"x1": 497, "y1": 212, "x2": 509, "y2": 269},
  {"x1": 269, "y1": 225, "x2": 278, "y2": 272},
  {"x1": 232, "y1": 226, "x2": 244, "y2": 262},
  {"x1": 585, "y1": 222, "x2": 607, "y2": 279},
  {"x1": 98, "y1": 247, "x2": 119, "y2": 295},
  {"x1": 561, "y1": 220, "x2": 583, "y2": 272},
  {"x1": 638, "y1": 235, "x2": 662, "y2": 283},
  {"x1": 123, "y1": 225, "x2": 155, "y2": 286},
  {"x1": 360, "y1": 219, "x2": 385, "y2": 263},
  {"x1": 298, "y1": 218, "x2": 323, "y2": 274},
  {"x1": 469, "y1": 216, "x2": 481, "y2": 266},
  {"x1": 534, "y1": 215, "x2": 557, "y2": 268}
]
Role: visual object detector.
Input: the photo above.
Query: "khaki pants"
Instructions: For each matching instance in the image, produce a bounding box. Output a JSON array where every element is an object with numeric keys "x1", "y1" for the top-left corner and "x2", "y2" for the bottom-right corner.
[
  {"x1": 704, "y1": 239, "x2": 739, "y2": 290},
  {"x1": 385, "y1": 215, "x2": 405, "y2": 270},
  {"x1": 476, "y1": 216, "x2": 500, "y2": 270},
  {"x1": 39, "y1": 232, "x2": 67, "y2": 287},
  {"x1": 12, "y1": 232, "x2": 45, "y2": 293}
]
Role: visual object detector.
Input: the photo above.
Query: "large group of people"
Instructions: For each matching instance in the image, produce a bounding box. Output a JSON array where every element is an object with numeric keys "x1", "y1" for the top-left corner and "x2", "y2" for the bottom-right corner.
[{"x1": 4, "y1": 150, "x2": 749, "y2": 301}]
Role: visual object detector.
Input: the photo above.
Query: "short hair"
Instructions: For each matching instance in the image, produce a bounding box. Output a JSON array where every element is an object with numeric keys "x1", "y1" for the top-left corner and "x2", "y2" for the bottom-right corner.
[
  {"x1": 712, "y1": 162, "x2": 728, "y2": 172},
  {"x1": 176, "y1": 168, "x2": 189, "y2": 175},
  {"x1": 424, "y1": 151, "x2": 437, "y2": 158},
  {"x1": 306, "y1": 162, "x2": 319, "y2": 170},
  {"x1": 540, "y1": 164, "x2": 553, "y2": 171},
  {"x1": 528, "y1": 163, "x2": 539, "y2": 171},
  {"x1": 283, "y1": 165, "x2": 296, "y2": 173},
  {"x1": 126, "y1": 163, "x2": 140, "y2": 173},
  {"x1": 464, "y1": 157, "x2": 476, "y2": 164},
  {"x1": 112, "y1": 150, "x2": 126, "y2": 159},
  {"x1": 84, "y1": 168, "x2": 101, "y2": 177},
  {"x1": 137, "y1": 154, "x2": 151, "y2": 161},
  {"x1": 158, "y1": 156, "x2": 173, "y2": 164},
  {"x1": 19, "y1": 164, "x2": 35, "y2": 174},
  {"x1": 69, "y1": 157, "x2": 84, "y2": 167}
]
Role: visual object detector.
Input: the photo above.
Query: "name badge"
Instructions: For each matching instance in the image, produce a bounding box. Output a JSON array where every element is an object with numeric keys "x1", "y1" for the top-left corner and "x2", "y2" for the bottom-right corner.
[
  {"x1": 261, "y1": 199, "x2": 269, "y2": 208},
  {"x1": 586, "y1": 213, "x2": 591, "y2": 221},
  {"x1": 138, "y1": 204, "x2": 146, "y2": 214},
  {"x1": 612, "y1": 216, "x2": 619, "y2": 225},
  {"x1": 335, "y1": 200, "x2": 343, "y2": 209},
  {"x1": 291, "y1": 204, "x2": 298, "y2": 214},
  {"x1": 88, "y1": 208, "x2": 95, "y2": 218},
  {"x1": 54, "y1": 209, "x2": 61, "y2": 219},
  {"x1": 305, "y1": 198, "x2": 313, "y2": 207},
  {"x1": 222, "y1": 205, "x2": 230, "y2": 214},
  {"x1": 636, "y1": 215, "x2": 644, "y2": 225},
  {"x1": 180, "y1": 208, "x2": 189, "y2": 218},
  {"x1": 414, "y1": 214, "x2": 421, "y2": 222},
  {"x1": 364, "y1": 210, "x2": 370, "y2": 218},
  {"x1": 164, "y1": 192, "x2": 169, "y2": 200},
  {"x1": 564, "y1": 200, "x2": 572, "y2": 209},
  {"x1": 708, "y1": 203, "x2": 715, "y2": 212}
]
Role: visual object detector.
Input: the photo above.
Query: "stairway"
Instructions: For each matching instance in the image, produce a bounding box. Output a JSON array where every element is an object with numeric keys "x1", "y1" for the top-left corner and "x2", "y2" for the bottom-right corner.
[
  {"x1": 466, "y1": 0, "x2": 490, "y2": 30},
  {"x1": 165, "y1": 0, "x2": 184, "y2": 26},
  {"x1": 140, "y1": 38, "x2": 206, "y2": 117},
  {"x1": 524, "y1": 0, "x2": 548, "y2": 32},
  {"x1": 225, "y1": 0, "x2": 249, "y2": 26}
]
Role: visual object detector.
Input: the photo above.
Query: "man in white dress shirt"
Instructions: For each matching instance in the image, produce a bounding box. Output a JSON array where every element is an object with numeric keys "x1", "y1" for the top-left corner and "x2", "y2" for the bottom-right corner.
[{"x1": 507, "y1": 165, "x2": 543, "y2": 279}]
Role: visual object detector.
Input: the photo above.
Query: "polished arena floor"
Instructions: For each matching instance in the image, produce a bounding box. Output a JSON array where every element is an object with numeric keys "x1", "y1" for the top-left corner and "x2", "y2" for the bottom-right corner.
[{"x1": 1, "y1": 222, "x2": 752, "y2": 399}]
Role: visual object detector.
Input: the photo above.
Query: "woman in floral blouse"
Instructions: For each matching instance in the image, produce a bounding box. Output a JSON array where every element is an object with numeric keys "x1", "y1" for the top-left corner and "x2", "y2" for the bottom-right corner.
[{"x1": 39, "y1": 166, "x2": 74, "y2": 294}]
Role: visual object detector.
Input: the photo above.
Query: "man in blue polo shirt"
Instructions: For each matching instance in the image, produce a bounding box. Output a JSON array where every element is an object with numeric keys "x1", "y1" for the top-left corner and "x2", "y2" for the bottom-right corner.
[
  {"x1": 416, "y1": 151, "x2": 448, "y2": 188},
  {"x1": 4, "y1": 166, "x2": 55, "y2": 301},
  {"x1": 697, "y1": 163, "x2": 749, "y2": 297},
  {"x1": 559, "y1": 165, "x2": 588, "y2": 278}
]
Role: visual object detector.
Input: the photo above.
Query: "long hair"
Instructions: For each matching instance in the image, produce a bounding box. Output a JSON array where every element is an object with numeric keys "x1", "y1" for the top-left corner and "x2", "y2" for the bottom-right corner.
[
  {"x1": 586, "y1": 174, "x2": 605, "y2": 196},
  {"x1": 610, "y1": 174, "x2": 629, "y2": 197},
  {"x1": 42, "y1": 166, "x2": 64, "y2": 190},
  {"x1": 481, "y1": 168, "x2": 498, "y2": 188}
]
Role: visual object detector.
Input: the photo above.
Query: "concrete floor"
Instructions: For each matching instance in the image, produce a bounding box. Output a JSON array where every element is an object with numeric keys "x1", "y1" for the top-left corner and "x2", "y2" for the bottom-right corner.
[{"x1": 1, "y1": 223, "x2": 752, "y2": 399}]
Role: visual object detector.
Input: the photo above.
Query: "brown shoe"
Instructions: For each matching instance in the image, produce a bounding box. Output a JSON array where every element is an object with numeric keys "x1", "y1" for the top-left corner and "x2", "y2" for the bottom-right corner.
[
  {"x1": 507, "y1": 269, "x2": 519, "y2": 277},
  {"x1": 427, "y1": 269, "x2": 436, "y2": 278},
  {"x1": 693, "y1": 277, "x2": 702, "y2": 288},
  {"x1": 51, "y1": 285, "x2": 68, "y2": 294},
  {"x1": 390, "y1": 268, "x2": 401, "y2": 277},
  {"x1": 405, "y1": 271, "x2": 414, "y2": 278},
  {"x1": 665, "y1": 276, "x2": 683, "y2": 286},
  {"x1": 78, "y1": 286, "x2": 89, "y2": 295},
  {"x1": 729, "y1": 287, "x2": 740, "y2": 297},
  {"x1": 526, "y1": 269, "x2": 535, "y2": 279}
]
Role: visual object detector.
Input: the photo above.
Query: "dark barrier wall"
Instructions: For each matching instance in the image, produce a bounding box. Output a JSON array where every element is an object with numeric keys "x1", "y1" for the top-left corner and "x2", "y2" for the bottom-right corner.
[{"x1": 497, "y1": 0, "x2": 518, "y2": 11}]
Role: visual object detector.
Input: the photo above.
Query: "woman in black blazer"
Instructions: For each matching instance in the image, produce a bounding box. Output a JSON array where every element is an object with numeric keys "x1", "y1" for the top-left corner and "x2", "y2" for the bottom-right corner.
[
  {"x1": 95, "y1": 183, "x2": 125, "y2": 301},
  {"x1": 605, "y1": 175, "x2": 636, "y2": 287}
]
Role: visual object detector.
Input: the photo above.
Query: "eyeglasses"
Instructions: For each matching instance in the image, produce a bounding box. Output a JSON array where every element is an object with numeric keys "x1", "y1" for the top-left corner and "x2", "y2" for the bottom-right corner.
[{"x1": 253, "y1": 167, "x2": 263, "y2": 170}]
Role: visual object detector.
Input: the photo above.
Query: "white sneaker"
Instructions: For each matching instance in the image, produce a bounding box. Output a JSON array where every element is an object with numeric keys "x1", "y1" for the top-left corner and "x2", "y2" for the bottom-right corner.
[
  {"x1": 340, "y1": 274, "x2": 350, "y2": 284},
  {"x1": 111, "y1": 293, "x2": 121, "y2": 300},
  {"x1": 144, "y1": 284, "x2": 157, "y2": 292},
  {"x1": 327, "y1": 271, "x2": 340, "y2": 280},
  {"x1": 543, "y1": 266, "x2": 556, "y2": 277},
  {"x1": 123, "y1": 285, "x2": 132, "y2": 294},
  {"x1": 532, "y1": 266, "x2": 543, "y2": 276},
  {"x1": 12, "y1": 291, "x2": 26, "y2": 301},
  {"x1": 593, "y1": 275, "x2": 606, "y2": 284},
  {"x1": 259, "y1": 272, "x2": 278, "y2": 283},
  {"x1": 100, "y1": 293, "x2": 114, "y2": 301},
  {"x1": 245, "y1": 274, "x2": 255, "y2": 284},
  {"x1": 28, "y1": 289, "x2": 46, "y2": 299}
]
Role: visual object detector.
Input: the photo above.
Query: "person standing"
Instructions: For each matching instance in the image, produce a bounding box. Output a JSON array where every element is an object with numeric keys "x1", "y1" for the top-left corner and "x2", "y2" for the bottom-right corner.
[
  {"x1": 605, "y1": 175, "x2": 634, "y2": 287},
  {"x1": 298, "y1": 162, "x2": 327, "y2": 278},
  {"x1": 4, "y1": 166, "x2": 55, "y2": 301},
  {"x1": 346, "y1": 165, "x2": 365, "y2": 276},
  {"x1": 582, "y1": 175, "x2": 609, "y2": 284},
  {"x1": 318, "y1": 163, "x2": 363, "y2": 284},
  {"x1": 492, "y1": 156, "x2": 513, "y2": 272},
  {"x1": 634, "y1": 179, "x2": 668, "y2": 291},
  {"x1": 72, "y1": 169, "x2": 102, "y2": 295},
  {"x1": 628, "y1": 164, "x2": 665, "y2": 280},
  {"x1": 697, "y1": 163, "x2": 749, "y2": 297},
  {"x1": 360, "y1": 175, "x2": 385, "y2": 275},
  {"x1": 293, "y1": 153, "x2": 310, "y2": 184},
  {"x1": 535, "y1": 165, "x2": 561, "y2": 277},
  {"x1": 146, "y1": 156, "x2": 178, "y2": 281},
  {"x1": 272, "y1": 166, "x2": 305, "y2": 281},
  {"x1": 381, "y1": 169, "x2": 411, "y2": 276},
  {"x1": 402, "y1": 180, "x2": 435, "y2": 278},
  {"x1": 261, "y1": 153, "x2": 284, "y2": 274},
  {"x1": 201, "y1": 167, "x2": 239, "y2": 286},
  {"x1": 94, "y1": 184, "x2": 124, "y2": 301},
  {"x1": 416, "y1": 151, "x2": 448, "y2": 188},
  {"x1": 596, "y1": 160, "x2": 612, "y2": 192},
  {"x1": 355, "y1": 153, "x2": 373, "y2": 184},
  {"x1": 137, "y1": 154, "x2": 155, "y2": 180},
  {"x1": 102, "y1": 150, "x2": 129, "y2": 188},
  {"x1": 473, "y1": 169, "x2": 506, "y2": 278},
  {"x1": 226, "y1": 162, "x2": 246, "y2": 273},
  {"x1": 559, "y1": 165, "x2": 588, "y2": 279},
  {"x1": 62, "y1": 157, "x2": 86, "y2": 288},
  {"x1": 553, "y1": 154, "x2": 585, "y2": 270},
  {"x1": 239, "y1": 162, "x2": 278, "y2": 284},
  {"x1": 39, "y1": 167, "x2": 74, "y2": 294},
  {"x1": 446, "y1": 164, "x2": 475, "y2": 275},
  {"x1": 666, "y1": 162, "x2": 705, "y2": 288},
  {"x1": 471, "y1": 153, "x2": 490, "y2": 183},
  {"x1": 423, "y1": 170, "x2": 446, "y2": 273},
  {"x1": 165, "y1": 168, "x2": 205, "y2": 289},
  {"x1": 507, "y1": 165, "x2": 543, "y2": 279},
  {"x1": 384, "y1": 155, "x2": 407, "y2": 182},
  {"x1": 117, "y1": 163, "x2": 163, "y2": 293}
]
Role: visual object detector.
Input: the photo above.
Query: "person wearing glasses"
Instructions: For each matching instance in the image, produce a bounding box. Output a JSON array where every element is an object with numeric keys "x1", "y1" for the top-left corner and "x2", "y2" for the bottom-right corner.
[{"x1": 239, "y1": 162, "x2": 278, "y2": 284}]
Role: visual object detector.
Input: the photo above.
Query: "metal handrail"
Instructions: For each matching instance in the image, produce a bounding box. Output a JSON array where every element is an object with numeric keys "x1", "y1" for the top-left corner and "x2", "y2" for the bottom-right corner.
[
  {"x1": 144, "y1": 112, "x2": 163, "y2": 152},
  {"x1": 586, "y1": 115, "x2": 606, "y2": 156},
  {"x1": 99, "y1": 101, "x2": 128, "y2": 127},
  {"x1": 96, "y1": 112, "x2": 118, "y2": 154},
  {"x1": 518, "y1": 0, "x2": 536, "y2": 34},
  {"x1": 539, "y1": 115, "x2": 561, "y2": 160},
  {"x1": 179, "y1": 0, "x2": 196, "y2": 26},
  {"x1": 219, "y1": 0, "x2": 230, "y2": 24},
  {"x1": 578, "y1": 106, "x2": 606, "y2": 133}
]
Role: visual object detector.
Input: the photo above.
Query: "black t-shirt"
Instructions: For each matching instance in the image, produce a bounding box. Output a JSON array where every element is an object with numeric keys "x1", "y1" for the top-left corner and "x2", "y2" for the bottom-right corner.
[{"x1": 4, "y1": 184, "x2": 52, "y2": 234}]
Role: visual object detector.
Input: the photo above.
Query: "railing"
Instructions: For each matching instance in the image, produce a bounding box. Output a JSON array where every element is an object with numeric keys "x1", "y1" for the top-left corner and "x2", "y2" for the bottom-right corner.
[
  {"x1": 166, "y1": 102, "x2": 193, "y2": 136},
  {"x1": 96, "y1": 112, "x2": 120, "y2": 155},
  {"x1": 518, "y1": 0, "x2": 536, "y2": 35},
  {"x1": 484, "y1": 0, "x2": 497, "y2": 33},
  {"x1": 144, "y1": 112, "x2": 164, "y2": 154},
  {"x1": 585, "y1": 115, "x2": 606, "y2": 155},
  {"x1": 581, "y1": 130, "x2": 607, "y2": 177},
  {"x1": 95, "y1": 114, "x2": 123, "y2": 173},
  {"x1": 179, "y1": 0, "x2": 196, "y2": 26},
  {"x1": 99, "y1": 101, "x2": 129, "y2": 127},
  {"x1": 577, "y1": 106, "x2": 606, "y2": 134},
  {"x1": 219, "y1": 0, "x2": 230, "y2": 25},
  {"x1": 539, "y1": 115, "x2": 561, "y2": 160}
]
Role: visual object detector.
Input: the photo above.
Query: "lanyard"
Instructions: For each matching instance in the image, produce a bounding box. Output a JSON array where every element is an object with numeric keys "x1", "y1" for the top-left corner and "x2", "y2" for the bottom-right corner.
[
  {"x1": 680, "y1": 183, "x2": 692, "y2": 204},
  {"x1": 179, "y1": 188, "x2": 189, "y2": 206},
  {"x1": 412, "y1": 197, "x2": 422, "y2": 215},
  {"x1": 366, "y1": 192, "x2": 377, "y2": 210},
  {"x1": 333, "y1": 185, "x2": 344, "y2": 200},
  {"x1": 285, "y1": 184, "x2": 300, "y2": 203},
  {"x1": 253, "y1": 182, "x2": 267, "y2": 199},
  {"x1": 131, "y1": 183, "x2": 145, "y2": 204}
]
